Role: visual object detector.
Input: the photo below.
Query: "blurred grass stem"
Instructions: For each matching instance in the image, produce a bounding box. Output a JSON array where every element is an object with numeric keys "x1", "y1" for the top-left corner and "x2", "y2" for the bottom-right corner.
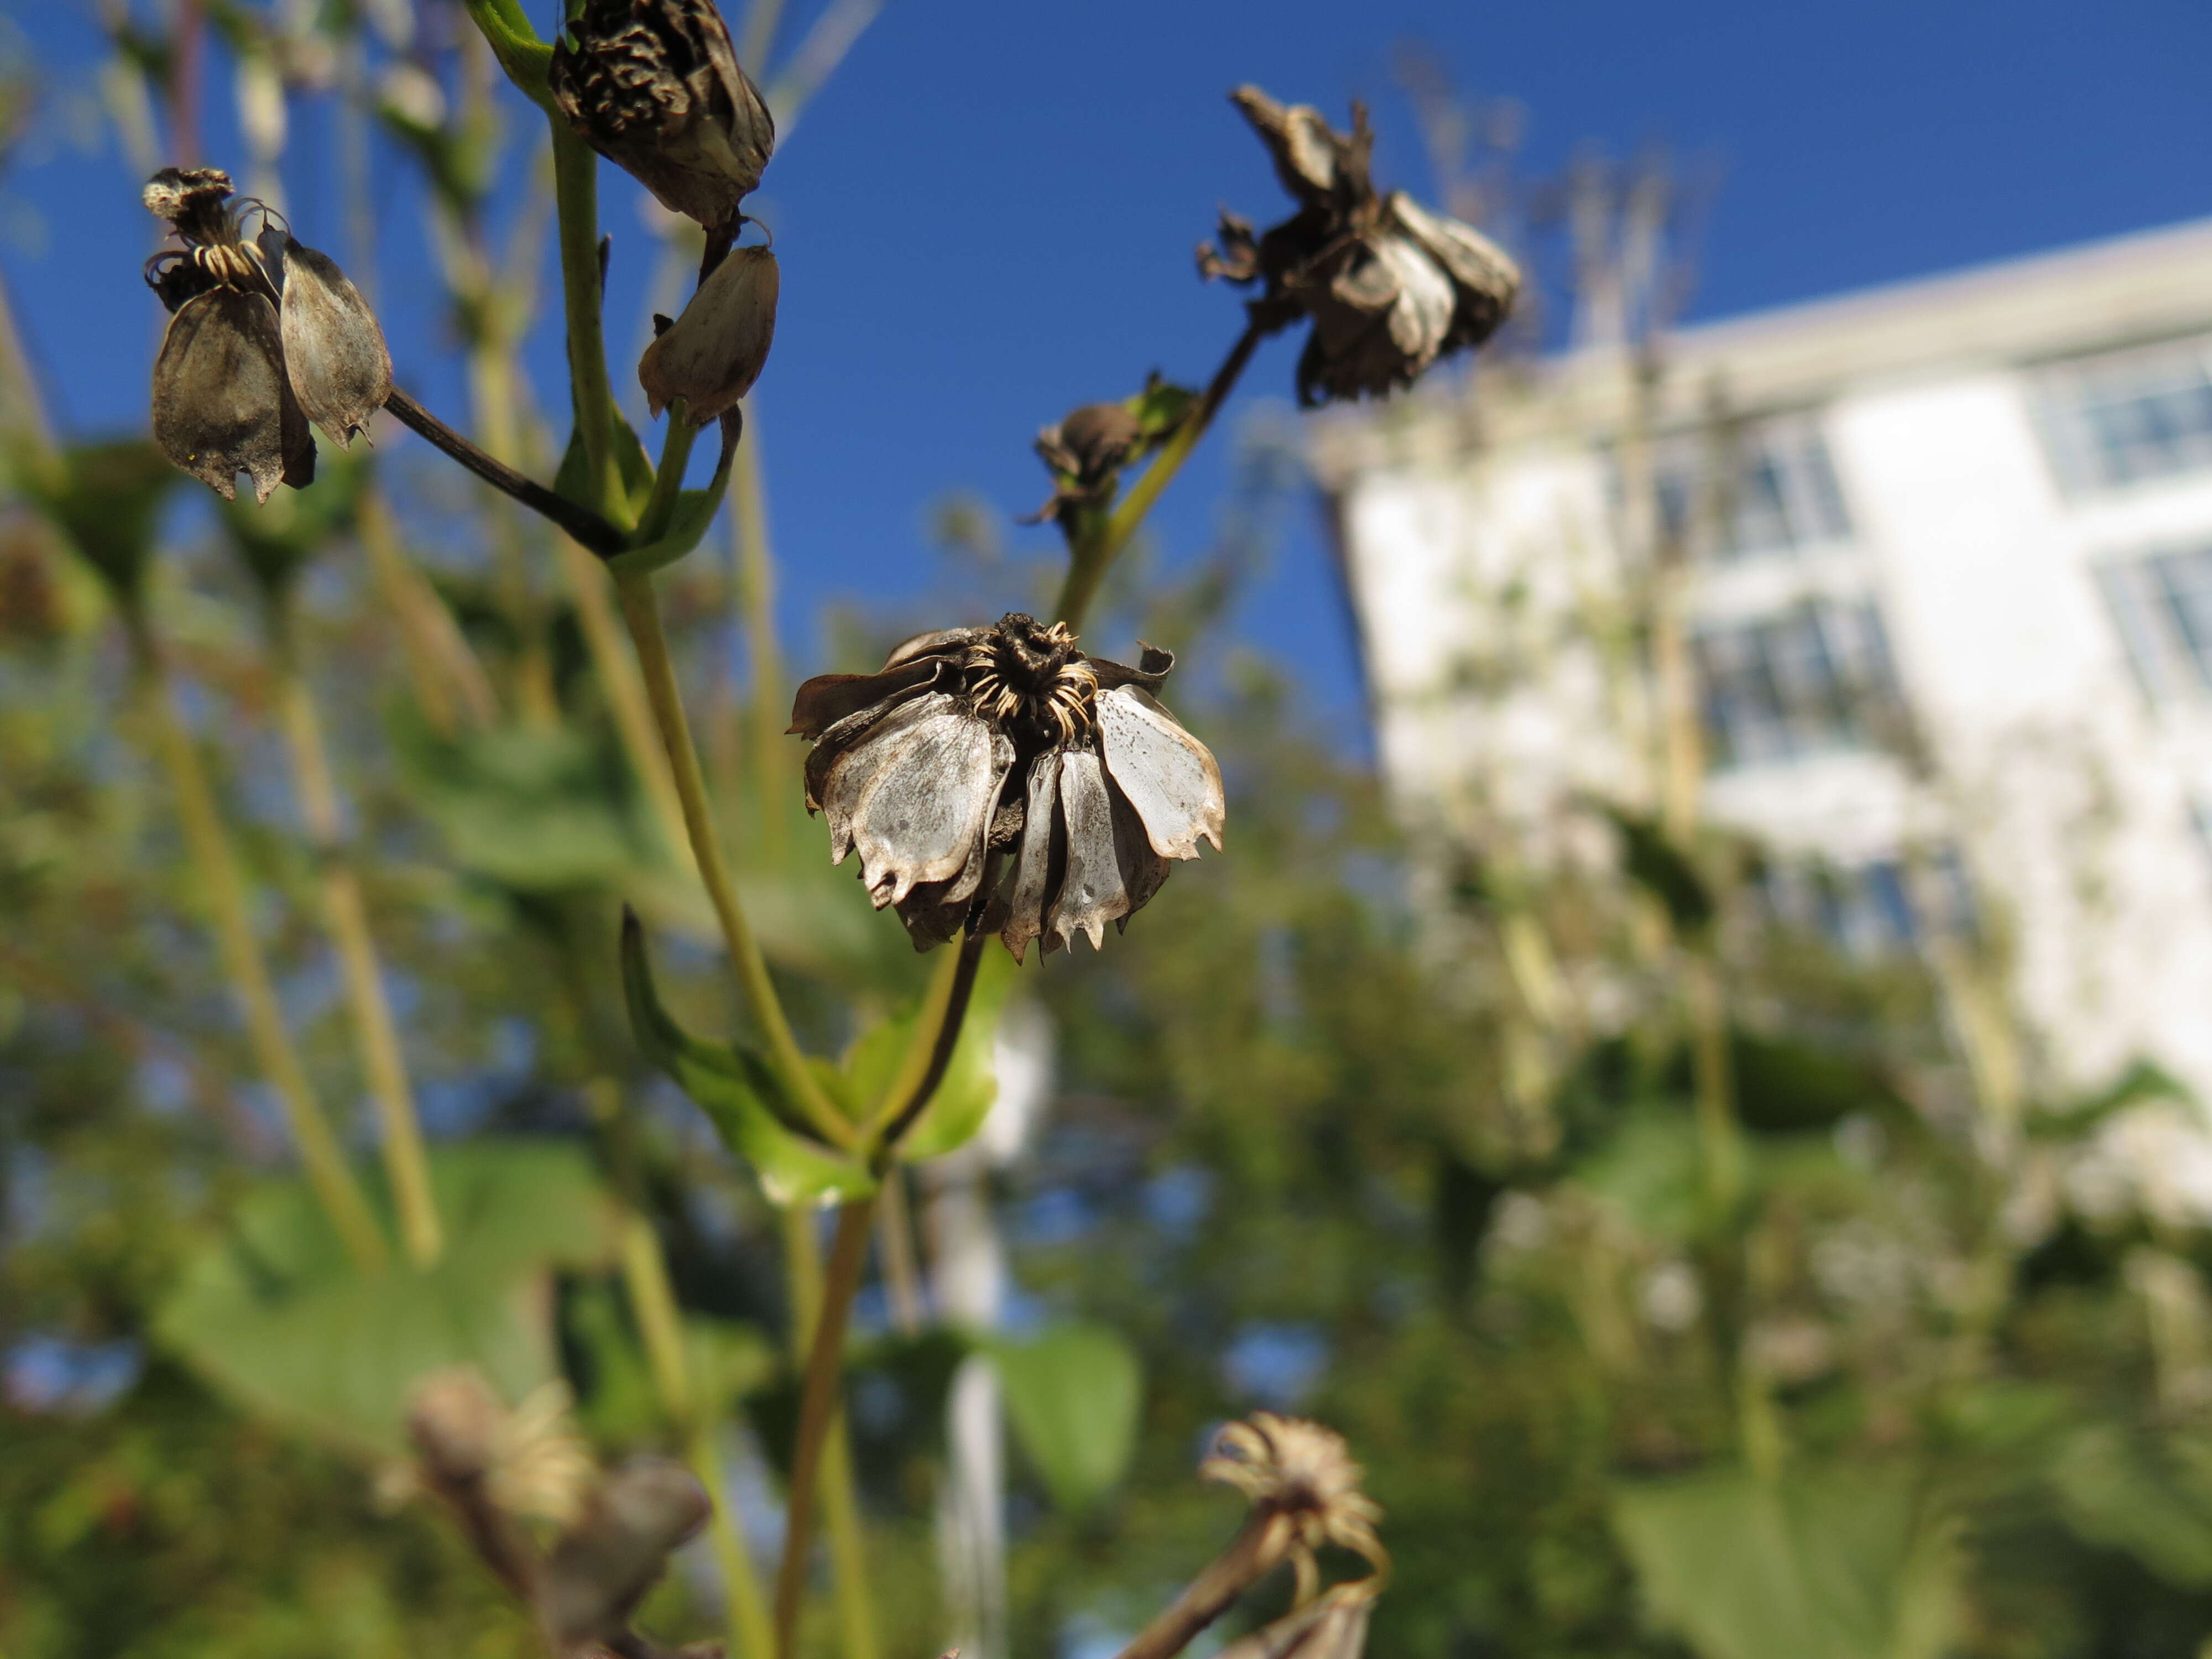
[
  {"x1": 269, "y1": 631, "x2": 445, "y2": 1267},
  {"x1": 126, "y1": 620, "x2": 386, "y2": 1273}
]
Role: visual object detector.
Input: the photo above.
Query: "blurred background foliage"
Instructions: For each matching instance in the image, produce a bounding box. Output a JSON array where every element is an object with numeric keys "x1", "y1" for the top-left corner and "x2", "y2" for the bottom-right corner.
[{"x1": 6, "y1": 4, "x2": 2212, "y2": 1658}]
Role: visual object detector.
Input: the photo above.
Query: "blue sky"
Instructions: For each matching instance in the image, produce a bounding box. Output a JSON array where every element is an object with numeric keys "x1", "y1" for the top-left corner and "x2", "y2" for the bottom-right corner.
[{"x1": 7, "y1": 0, "x2": 2212, "y2": 726}]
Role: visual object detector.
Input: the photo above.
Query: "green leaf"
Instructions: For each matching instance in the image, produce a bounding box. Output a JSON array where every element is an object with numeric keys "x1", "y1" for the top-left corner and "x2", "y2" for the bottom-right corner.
[
  {"x1": 1128, "y1": 373, "x2": 1199, "y2": 445},
  {"x1": 620, "y1": 909, "x2": 876, "y2": 1203},
  {"x1": 989, "y1": 1324, "x2": 1143, "y2": 1514},
  {"x1": 839, "y1": 951, "x2": 1018, "y2": 1163},
  {"x1": 555, "y1": 411, "x2": 657, "y2": 524},
  {"x1": 1600, "y1": 804, "x2": 1715, "y2": 936},
  {"x1": 2048, "y1": 1420, "x2": 2212, "y2": 1589},
  {"x1": 1611, "y1": 1463, "x2": 1959, "y2": 1659},
  {"x1": 155, "y1": 1141, "x2": 615, "y2": 1460}
]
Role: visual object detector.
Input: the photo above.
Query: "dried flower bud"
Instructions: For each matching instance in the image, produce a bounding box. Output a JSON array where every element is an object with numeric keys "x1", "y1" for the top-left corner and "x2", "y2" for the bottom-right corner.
[
  {"x1": 1025, "y1": 401, "x2": 1145, "y2": 525},
  {"x1": 1201, "y1": 1413, "x2": 1387, "y2": 1581},
  {"x1": 142, "y1": 166, "x2": 393, "y2": 497},
  {"x1": 550, "y1": 0, "x2": 775, "y2": 231},
  {"x1": 406, "y1": 1368, "x2": 597, "y2": 1528},
  {"x1": 543, "y1": 1455, "x2": 712, "y2": 1648},
  {"x1": 789, "y1": 614, "x2": 1225, "y2": 959},
  {"x1": 1199, "y1": 87, "x2": 1520, "y2": 406},
  {"x1": 638, "y1": 244, "x2": 779, "y2": 425}
]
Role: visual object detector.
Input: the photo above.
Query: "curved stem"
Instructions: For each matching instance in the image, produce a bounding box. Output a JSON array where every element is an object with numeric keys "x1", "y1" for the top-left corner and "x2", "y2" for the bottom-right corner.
[
  {"x1": 869, "y1": 929, "x2": 988, "y2": 1161},
  {"x1": 638, "y1": 401, "x2": 700, "y2": 546},
  {"x1": 384, "y1": 387, "x2": 627, "y2": 557},
  {"x1": 772, "y1": 1197, "x2": 877, "y2": 1659},
  {"x1": 1054, "y1": 317, "x2": 1266, "y2": 632},
  {"x1": 613, "y1": 567, "x2": 855, "y2": 1149},
  {"x1": 128, "y1": 623, "x2": 387, "y2": 1272}
]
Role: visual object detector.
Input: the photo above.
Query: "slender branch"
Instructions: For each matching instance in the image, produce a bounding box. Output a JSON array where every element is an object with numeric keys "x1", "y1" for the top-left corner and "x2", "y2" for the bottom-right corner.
[
  {"x1": 1054, "y1": 317, "x2": 1267, "y2": 632},
  {"x1": 385, "y1": 387, "x2": 628, "y2": 557},
  {"x1": 1112, "y1": 1512, "x2": 1281, "y2": 1659},
  {"x1": 550, "y1": 124, "x2": 627, "y2": 523},
  {"x1": 870, "y1": 929, "x2": 988, "y2": 1161},
  {"x1": 773, "y1": 1197, "x2": 877, "y2": 1659},
  {"x1": 612, "y1": 567, "x2": 856, "y2": 1148}
]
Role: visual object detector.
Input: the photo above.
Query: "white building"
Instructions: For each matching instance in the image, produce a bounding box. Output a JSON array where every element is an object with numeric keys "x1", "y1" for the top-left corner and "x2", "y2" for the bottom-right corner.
[{"x1": 1314, "y1": 218, "x2": 2212, "y2": 1107}]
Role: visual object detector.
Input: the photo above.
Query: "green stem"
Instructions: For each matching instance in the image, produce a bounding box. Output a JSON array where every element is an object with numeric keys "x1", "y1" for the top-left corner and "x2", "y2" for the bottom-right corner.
[
  {"x1": 868, "y1": 929, "x2": 988, "y2": 1161},
  {"x1": 459, "y1": 0, "x2": 556, "y2": 114},
  {"x1": 128, "y1": 624, "x2": 387, "y2": 1273},
  {"x1": 612, "y1": 568, "x2": 855, "y2": 1149},
  {"x1": 551, "y1": 124, "x2": 625, "y2": 525},
  {"x1": 772, "y1": 1197, "x2": 877, "y2": 1659},
  {"x1": 638, "y1": 402, "x2": 700, "y2": 546},
  {"x1": 1054, "y1": 317, "x2": 1265, "y2": 632}
]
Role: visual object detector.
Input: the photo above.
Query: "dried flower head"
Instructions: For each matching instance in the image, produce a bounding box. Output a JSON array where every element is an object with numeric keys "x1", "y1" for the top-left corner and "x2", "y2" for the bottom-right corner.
[
  {"x1": 1202, "y1": 1412, "x2": 1386, "y2": 1585},
  {"x1": 550, "y1": 0, "x2": 775, "y2": 232},
  {"x1": 1216, "y1": 1580, "x2": 1379, "y2": 1659},
  {"x1": 1027, "y1": 401, "x2": 1145, "y2": 523},
  {"x1": 142, "y1": 166, "x2": 391, "y2": 500},
  {"x1": 790, "y1": 613, "x2": 1225, "y2": 958},
  {"x1": 543, "y1": 1455, "x2": 713, "y2": 1649},
  {"x1": 406, "y1": 1368, "x2": 598, "y2": 1528},
  {"x1": 1199, "y1": 87, "x2": 1519, "y2": 406},
  {"x1": 639, "y1": 243, "x2": 779, "y2": 425}
]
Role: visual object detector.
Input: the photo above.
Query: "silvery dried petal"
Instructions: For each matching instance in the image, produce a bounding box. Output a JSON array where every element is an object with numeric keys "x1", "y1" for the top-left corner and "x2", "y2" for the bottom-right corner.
[
  {"x1": 1229, "y1": 86, "x2": 1358, "y2": 208},
  {"x1": 543, "y1": 1455, "x2": 711, "y2": 1647},
  {"x1": 274, "y1": 234, "x2": 392, "y2": 448},
  {"x1": 151, "y1": 286, "x2": 313, "y2": 503},
  {"x1": 1386, "y1": 192, "x2": 1520, "y2": 352},
  {"x1": 550, "y1": 0, "x2": 775, "y2": 229},
  {"x1": 1295, "y1": 233, "x2": 1457, "y2": 405},
  {"x1": 639, "y1": 245, "x2": 778, "y2": 425},
  {"x1": 791, "y1": 615, "x2": 1222, "y2": 959}
]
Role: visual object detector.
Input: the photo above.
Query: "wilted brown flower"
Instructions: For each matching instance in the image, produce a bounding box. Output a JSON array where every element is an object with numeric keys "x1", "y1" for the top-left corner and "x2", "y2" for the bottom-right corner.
[
  {"x1": 1199, "y1": 87, "x2": 1519, "y2": 406},
  {"x1": 1025, "y1": 401, "x2": 1145, "y2": 525},
  {"x1": 1215, "y1": 1581, "x2": 1379, "y2": 1659},
  {"x1": 1201, "y1": 1412, "x2": 1387, "y2": 1585},
  {"x1": 789, "y1": 613, "x2": 1225, "y2": 959},
  {"x1": 542, "y1": 1457, "x2": 712, "y2": 1650},
  {"x1": 550, "y1": 0, "x2": 775, "y2": 232},
  {"x1": 142, "y1": 166, "x2": 392, "y2": 501},
  {"x1": 639, "y1": 243, "x2": 779, "y2": 425}
]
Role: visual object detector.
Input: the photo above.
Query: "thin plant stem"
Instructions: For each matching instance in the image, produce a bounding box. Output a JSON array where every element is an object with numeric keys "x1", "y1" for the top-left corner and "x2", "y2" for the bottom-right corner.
[
  {"x1": 1054, "y1": 317, "x2": 1266, "y2": 632},
  {"x1": 818, "y1": 1426, "x2": 880, "y2": 1659},
  {"x1": 875, "y1": 1169, "x2": 925, "y2": 1336},
  {"x1": 870, "y1": 930, "x2": 988, "y2": 1157},
  {"x1": 690, "y1": 1413, "x2": 778, "y2": 1659},
  {"x1": 638, "y1": 403, "x2": 701, "y2": 546},
  {"x1": 384, "y1": 387, "x2": 627, "y2": 557},
  {"x1": 612, "y1": 567, "x2": 855, "y2": 1149},
  {"x1": 550, "y1": 123, "x2": 626, "y2": 523},
  {"x1": 269, "y1": 633, "x2": 444, "y2": 1267},
  {"x1": 559, "y1": 536, "x2": 695, "y2": 871},
  {"x1": 773, "y1": 1197, "x2": 877, "y2": 1659},
  {"x1": 127, "y1": 622, "x2": 386, "y2": 1272}
]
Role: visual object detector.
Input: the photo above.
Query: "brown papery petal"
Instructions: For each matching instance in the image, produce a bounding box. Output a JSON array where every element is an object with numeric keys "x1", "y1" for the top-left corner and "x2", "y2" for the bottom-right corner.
[
  {"x1": 152, "y1": 287, "x2": 294, "y2": 503},
  {"x1": 278, "y1": 237, "x2": 393, "y2": 448},
  {"x1": 1003, "y1": 753, "x2": 1061, "y2": 963},
  {"x1": 638, "y1": 245, "x2": 778, "y2": 426},
  {"x1": 1046, "y1": 749, "x2": 1130, "y2": 952},
  {"x1": 1097, "y1": 685, "x2": 1225, "y2": 860},
  {"x1": 824, "y1": 694, "x2": 998, "y2": 905}
]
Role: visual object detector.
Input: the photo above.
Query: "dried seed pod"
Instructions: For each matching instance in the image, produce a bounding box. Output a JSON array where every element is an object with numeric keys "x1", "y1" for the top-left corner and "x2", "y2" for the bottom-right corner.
[
  {"x1": 542, "y1": 1456, "x2": 712, "y2": 1648},
  {"x1": 1215, "y1": 1582, "x2": 1379, "y2": 1659},
  {"x1": 150, "y1": 285, "x2": 312, "y2": 503},
  {"x1": 272, "y1": 234, "x2": 393, "y2": 448},
  {"x1": 549, "y1": 0, "x2": 775, "y2": 230},
  {"x1": 1198, "y1": 86, "x2": 1521, "y2": 405},
  {"x1": 790, "y1": 614, "x2": 1224, "y2": 959},
  {"x1": 1201, "y1": 1412, "x2": 1388, "y2": 1580},
  {"x1": 638, "y1": 244, "x2": 779, "y2": 425}
]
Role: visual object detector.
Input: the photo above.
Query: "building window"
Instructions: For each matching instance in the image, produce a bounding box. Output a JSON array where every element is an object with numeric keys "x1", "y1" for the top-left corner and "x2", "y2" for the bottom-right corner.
[
  {"x1": 1649, "y1": 413, "x2": 1854, "y2": 564},
  {"x1": 1693, "y1": 599, "x2": 1902, "y2": 769},
  {"x1": 2098, "y1": 540, "x2": 2212, "y2": 704},
  {"x1": 1752, "y1": 848, "x2": 1976, "y2": 959},
  {"x1": 2035, "y1": 336, "x2": 2212, "y2": 493}
]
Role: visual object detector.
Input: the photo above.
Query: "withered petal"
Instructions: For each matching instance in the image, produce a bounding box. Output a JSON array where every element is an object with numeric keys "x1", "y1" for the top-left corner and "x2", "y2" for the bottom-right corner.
[
  {"x1": 882, "y1": 625, "x2": 988, "y2": 671},
  {"x1": 1229, "y1": 86, "x2": 1344, "y2": 206},
  {"x1": 1386, "y1": 191, "x2": 1521, "y2": 347},
  {"x1": 638, "y1": 245, "x2": 778, "y2": 426},
  {"x1": 824, "y1": 693, "x2": 999, "y2": 905},
  {"x1": 276, "y1": 236, "x2": 393, "y2": 448},
  {"x1": 1375, "y1": 236, "x2": 1456, "y2": 361},
  {"x1": 1046, "y1": 749, "x2": 1130, "y2": 952},
  {"x1": 789, "y1": 656, "x2": 942, "y2": 740},
  {"x1": 542, "y1": 1456, "x2": 711, "y2": 1647},
  {"x1": 1003, "y1": 752, "x2": 1061, "y2": 964},
  {"x1": 151, "y1": 287, "x2": 295, "y2": 504},
  {"x1": 1097, "y1": 685, "x2": 1225, "y2": 860},
  {"x1": 1109, "y1": 776, "x2": 1174, "y2": 933},
  {"x1": 1089, "y1": 642, "x2": 1175, "y2": 695}
]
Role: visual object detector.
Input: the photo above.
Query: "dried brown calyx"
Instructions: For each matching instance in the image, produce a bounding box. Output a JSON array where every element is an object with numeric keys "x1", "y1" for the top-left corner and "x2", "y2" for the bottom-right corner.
[
  {"x1": 550, "y1": 0, "x2": 775, "y2": 233},
  {"x1": 1199, "y1": 86, "x2": 1520, "y2": 406},
  {"x1": 142, "y1": 166, "x2": 392, "y2": 502},
  {"x1": 789, "y1": 613, "x2": 1225, "y2": 959}
]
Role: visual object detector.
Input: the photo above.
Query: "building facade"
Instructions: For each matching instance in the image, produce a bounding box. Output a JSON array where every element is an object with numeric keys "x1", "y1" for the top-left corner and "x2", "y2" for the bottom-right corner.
[{"x1": 1314, "y1": 218, "x2": 2212, "y2": 1105}]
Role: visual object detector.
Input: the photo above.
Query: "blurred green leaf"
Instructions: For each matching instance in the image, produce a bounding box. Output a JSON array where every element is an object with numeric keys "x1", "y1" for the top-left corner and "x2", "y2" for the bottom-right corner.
[
  {"x1": 154, "y1": 1141, "x2": 615, "y2": 1460},
  {"x1": 219, "y1": 452, "x2": 364, "y2": 603},
  {"x1": 839, "y1": 951, "x2": 1018, "y2": 1163},
  {"x1": 555, "y1": 411, "x2": 656, "y2": 525},
  {"x1": 1600, "y1": 804, "x2": 1715, "y2": 936},
  {"x1": 1611, "y1": 1463, "x2": 1959, "y2": 1659},
  {"x1": 2048, "y1": 1421, "x2": 2212, "y2": 1589},
  {"x1": 23, "y1": 440, "x2": 179, "y2": 604},
  {"x1": 620, "y1": 909, "x2": 876, "y2": 1203},
  {"x1": 990, "y1": 1323, "x2": 1142, "y2": 1514}
]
